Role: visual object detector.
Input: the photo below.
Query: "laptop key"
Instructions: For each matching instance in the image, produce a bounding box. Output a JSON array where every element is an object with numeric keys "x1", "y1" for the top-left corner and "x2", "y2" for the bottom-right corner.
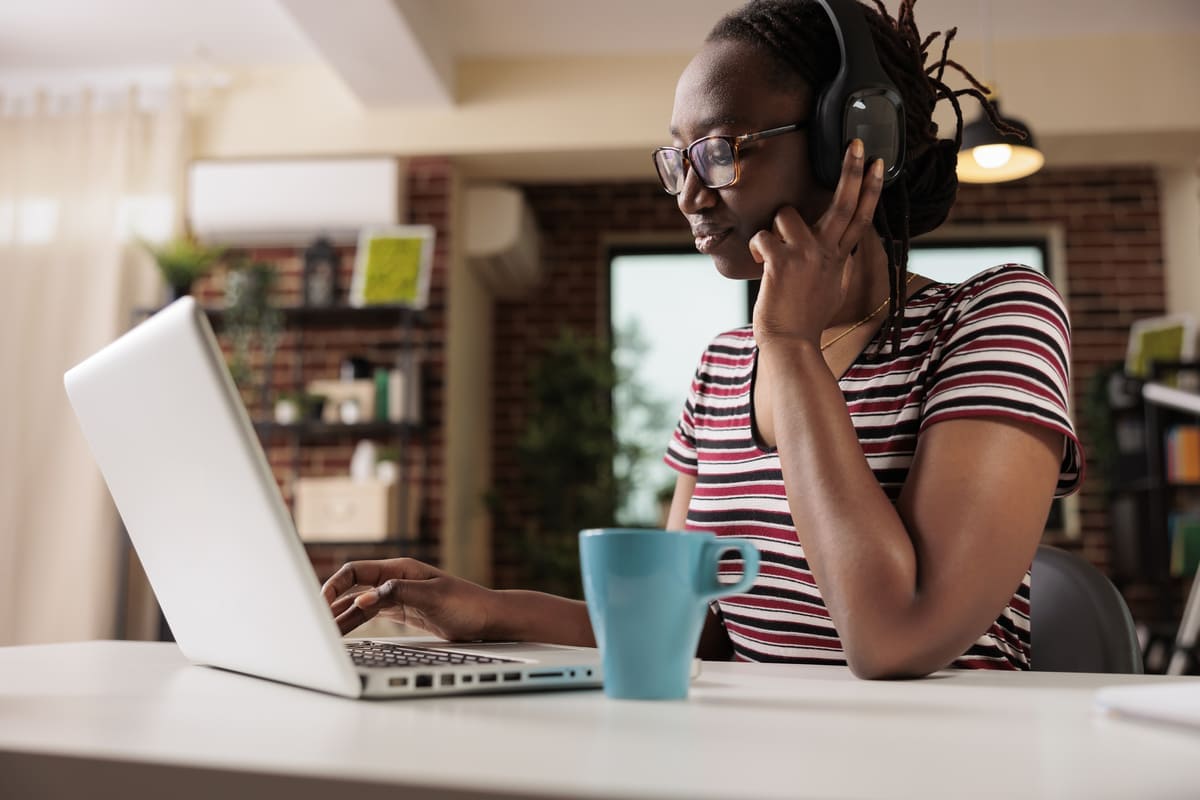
[{"x1": 346, "y1": 641, "x2": 520, "y2": 669}]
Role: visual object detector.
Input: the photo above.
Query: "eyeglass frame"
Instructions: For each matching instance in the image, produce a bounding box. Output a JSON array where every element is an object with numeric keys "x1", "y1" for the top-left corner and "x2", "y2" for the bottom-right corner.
[{"x1": 652, "y1": 121, "x2": 809, "y2": 195}]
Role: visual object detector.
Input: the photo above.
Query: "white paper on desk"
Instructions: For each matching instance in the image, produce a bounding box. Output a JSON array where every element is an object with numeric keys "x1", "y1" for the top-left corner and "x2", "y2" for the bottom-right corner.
[{"x1": 1095, "y1": 681, "x2": 1200, "y2": 730}]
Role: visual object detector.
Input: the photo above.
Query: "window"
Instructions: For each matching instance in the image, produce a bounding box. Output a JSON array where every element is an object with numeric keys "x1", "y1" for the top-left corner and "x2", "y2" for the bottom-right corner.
[
  {"x1": 609, "y1": 232, "x2": 1077, "y2": 541},
  {"x1": 908, "y1": 240, "x2": 1046, "y2": 283},
  {"x1": 609, "y1": 250, "x2": 751, "y2": 527}
]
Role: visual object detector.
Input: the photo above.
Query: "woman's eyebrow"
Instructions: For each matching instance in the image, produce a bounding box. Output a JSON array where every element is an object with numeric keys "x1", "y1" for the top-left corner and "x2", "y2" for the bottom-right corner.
[{"x1": 668, "y1": 116, "x2": 742, "y2": 138}]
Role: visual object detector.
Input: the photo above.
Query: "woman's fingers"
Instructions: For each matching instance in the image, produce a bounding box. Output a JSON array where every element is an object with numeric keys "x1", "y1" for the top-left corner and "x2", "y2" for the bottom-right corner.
[
  {"x1": 815, "y1": 138, "x2": 885, "y2": 256},
  {"x1": 770, "y1": 205, "x2": 814, "y2": 248},
  {"x1": 816, "y1": 138, "x2": 866, "y2": 242},
  {"x1": 321, "y1": 558, "x2": 436, "y2": 606},
  {"x1": 334, "y1": 602, "x2": 374, "y2": 636},
  {"x1": 837, "y1": 157, "x2": 885, "y2": 254},
  {"x1": 321, "y1": 561, "x2": 383, "y2": 605},
  {"x1": 748, "y1": 230, "x2": 778, "y2": 265}
]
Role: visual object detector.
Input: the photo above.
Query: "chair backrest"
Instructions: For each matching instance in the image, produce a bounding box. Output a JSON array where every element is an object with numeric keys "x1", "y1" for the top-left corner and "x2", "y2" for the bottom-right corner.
[{"x1": 1030, "y1": 545, "x2": 1143, "y2": 673}]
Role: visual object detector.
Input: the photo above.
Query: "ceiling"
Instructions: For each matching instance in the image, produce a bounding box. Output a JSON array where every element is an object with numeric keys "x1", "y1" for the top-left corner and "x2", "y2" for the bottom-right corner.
[{"x1": 3, "y1": 1, "x2": 1199, "y2": 86}]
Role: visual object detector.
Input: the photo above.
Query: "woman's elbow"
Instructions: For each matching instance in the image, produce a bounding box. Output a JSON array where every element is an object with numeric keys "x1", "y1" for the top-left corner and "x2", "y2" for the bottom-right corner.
[{"x1": 842, "y1": 640, "x2": 950, "y2": 680}]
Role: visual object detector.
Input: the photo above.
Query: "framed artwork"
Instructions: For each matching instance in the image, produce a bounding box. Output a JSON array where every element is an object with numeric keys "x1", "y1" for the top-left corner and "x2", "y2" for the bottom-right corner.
[
  {"x1": 1126, "y1": 315, "x2": 1197, "y2": 379},
  {"x1": 350, "y1": 224, "x2": 435, "y2": 309}
]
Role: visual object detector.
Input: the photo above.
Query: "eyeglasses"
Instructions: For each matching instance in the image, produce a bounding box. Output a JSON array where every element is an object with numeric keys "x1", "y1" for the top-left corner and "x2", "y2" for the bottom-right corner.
[{"x1": 652, "y1": 122, "x2": 808, "y2": 195}]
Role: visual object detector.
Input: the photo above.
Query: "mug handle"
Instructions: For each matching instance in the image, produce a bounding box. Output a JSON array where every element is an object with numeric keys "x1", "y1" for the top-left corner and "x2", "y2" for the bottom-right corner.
[{"x1": 698, "y1": 538, "x2": 760, "y2": 603}]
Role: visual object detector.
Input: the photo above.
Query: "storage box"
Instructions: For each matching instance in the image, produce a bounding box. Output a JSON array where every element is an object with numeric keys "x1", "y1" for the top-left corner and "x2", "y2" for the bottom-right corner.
[{"x1": 294, "y1": 477, "x2": 398, "y2": 542}]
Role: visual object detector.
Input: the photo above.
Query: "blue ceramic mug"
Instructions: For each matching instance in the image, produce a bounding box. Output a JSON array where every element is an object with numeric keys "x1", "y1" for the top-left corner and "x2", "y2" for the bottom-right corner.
[{"x1": 579, "y1": 528, "x2": 760, "y2": 700}]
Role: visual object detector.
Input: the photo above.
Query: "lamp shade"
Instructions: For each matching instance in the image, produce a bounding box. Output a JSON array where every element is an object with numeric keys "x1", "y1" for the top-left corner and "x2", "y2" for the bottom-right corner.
[{"x1": 956, "y1": 101, "x2": 1044, "y2": 183}]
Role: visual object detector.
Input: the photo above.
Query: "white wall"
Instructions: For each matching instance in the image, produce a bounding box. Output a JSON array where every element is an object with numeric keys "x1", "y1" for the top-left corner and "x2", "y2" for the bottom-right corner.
[
  {"x1": 191, "y1": 35, "x2": 1200, "y2": 174},
  {"x1": 1161, "y1": 164, "x2": 1200, "y2": 316},
  {"x1": 186, "y1": 30, "x2": 1200, "y2": 577},
  {"x1": 442, "y1": 167, "x2": 494, "y2": 585}
]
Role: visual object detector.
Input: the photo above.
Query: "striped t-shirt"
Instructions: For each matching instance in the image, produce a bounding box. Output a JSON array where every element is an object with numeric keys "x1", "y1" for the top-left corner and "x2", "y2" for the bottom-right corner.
[{"x1": 664, "y1": 265, "x2": 1084, "y2": 670}]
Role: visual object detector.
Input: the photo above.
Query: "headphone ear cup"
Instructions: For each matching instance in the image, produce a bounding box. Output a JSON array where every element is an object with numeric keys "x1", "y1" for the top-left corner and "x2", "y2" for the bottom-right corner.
[{"x1": 810, "y1": 85, "x2": 845, "y2": 191}]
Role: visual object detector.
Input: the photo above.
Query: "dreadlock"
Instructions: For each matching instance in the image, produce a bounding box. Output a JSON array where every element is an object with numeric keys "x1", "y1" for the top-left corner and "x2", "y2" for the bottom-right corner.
[{"x1": 708, "y1": 0, "x2": 1018, "y2": 351}]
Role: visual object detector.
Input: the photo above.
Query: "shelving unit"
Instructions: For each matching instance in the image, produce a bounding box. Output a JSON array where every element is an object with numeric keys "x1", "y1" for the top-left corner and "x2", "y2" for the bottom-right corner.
[
  {"x1": 131, "y1": 301, "x2": 431, "y2": 551},
  {"x1": 1140, "y1": 363, "x2": 1200, "y2": 674},
  {"x1": 126, "y1": 298, "x2": 435, "y2": 643}
]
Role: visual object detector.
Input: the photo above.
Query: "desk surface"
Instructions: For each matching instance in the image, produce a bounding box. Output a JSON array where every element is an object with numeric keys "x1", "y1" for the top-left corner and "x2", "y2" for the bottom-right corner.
[{"x1": 1, "y1": 641, "x2": 1198, "y2": 799}]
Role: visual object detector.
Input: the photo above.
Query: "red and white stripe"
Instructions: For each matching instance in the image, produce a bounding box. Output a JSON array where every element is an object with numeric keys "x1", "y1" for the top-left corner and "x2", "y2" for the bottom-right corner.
[{"x1": 665, "y1": 265, "x2": 1083, "y2": 670}]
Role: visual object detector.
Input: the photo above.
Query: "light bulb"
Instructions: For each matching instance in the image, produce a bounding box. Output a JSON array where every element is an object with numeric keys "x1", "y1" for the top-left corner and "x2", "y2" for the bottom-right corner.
[{"x1": 973, "y1": 144, "x2": 1013, "y2": 169}]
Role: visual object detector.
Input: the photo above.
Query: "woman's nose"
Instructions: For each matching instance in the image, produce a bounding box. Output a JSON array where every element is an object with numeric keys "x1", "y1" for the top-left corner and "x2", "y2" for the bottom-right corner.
[{"x1": 676, "y1": 164, "x2": 718, "y2": 215}]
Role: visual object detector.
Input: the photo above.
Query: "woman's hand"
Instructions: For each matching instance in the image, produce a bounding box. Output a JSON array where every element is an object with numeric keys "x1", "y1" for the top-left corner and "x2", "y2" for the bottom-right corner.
[
  {"x1": 321, "y1": 558, "x2": 497, "y2": 639},
  {"x1": 749, "y1": 139, "x2": 886, "y2": 348}
]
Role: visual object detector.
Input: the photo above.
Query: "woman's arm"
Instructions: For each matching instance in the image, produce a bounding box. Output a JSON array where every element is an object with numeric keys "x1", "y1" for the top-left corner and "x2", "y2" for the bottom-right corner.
[
  {"x1": 324, "y1": 557, "x2": 596, "y2": 646},
  {"x1": 760, "y1": 338, "x2": 1060, "y2": 679},
  {"x1": 325, "y1": 472, "x2": 708, "y2": 648},
  {"x1": 665, "y1": 473, "x2": 735, "y2": 660}
]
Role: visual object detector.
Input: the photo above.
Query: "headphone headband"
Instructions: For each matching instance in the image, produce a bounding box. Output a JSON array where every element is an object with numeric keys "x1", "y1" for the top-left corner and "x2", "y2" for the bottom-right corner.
[{"x1": 811, "y1": 0, "x2": 906, "y2": 189}]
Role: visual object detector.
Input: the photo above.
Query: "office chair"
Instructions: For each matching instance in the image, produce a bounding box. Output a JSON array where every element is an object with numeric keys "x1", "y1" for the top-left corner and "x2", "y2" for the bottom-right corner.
[{"x1": 1030, "y1": 545, "x2": 1144, "y2": 673}]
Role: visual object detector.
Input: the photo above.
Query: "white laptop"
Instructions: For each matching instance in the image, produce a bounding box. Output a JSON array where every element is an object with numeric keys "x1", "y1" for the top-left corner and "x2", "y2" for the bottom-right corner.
[{"x1": 64, "y1": 297, "x2": 603, "y2": 699}]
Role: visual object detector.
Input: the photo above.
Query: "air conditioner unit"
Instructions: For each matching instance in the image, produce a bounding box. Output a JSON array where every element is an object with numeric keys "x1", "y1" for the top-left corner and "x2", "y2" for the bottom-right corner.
[
  {"x1": 187, "y1": 157, "x2": 403, "y2": 246},
  {"x1": 465, "y1": 185, "x2": 542, "y2": 299}
]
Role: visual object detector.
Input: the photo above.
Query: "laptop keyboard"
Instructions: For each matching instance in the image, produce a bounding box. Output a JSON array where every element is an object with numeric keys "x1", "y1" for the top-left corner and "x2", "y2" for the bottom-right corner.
[{"x1": 346, "y1": 640, "x2": 519, "y2": 669}]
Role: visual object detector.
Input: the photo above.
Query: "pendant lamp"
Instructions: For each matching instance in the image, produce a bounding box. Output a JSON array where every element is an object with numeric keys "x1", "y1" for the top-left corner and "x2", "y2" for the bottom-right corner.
[
  {"x1": 957, "y1": 96, "x2": 1045, "y2": 183},
  {"x1": 956, "y1": 0, "x2": 1044, "y2": 183}
]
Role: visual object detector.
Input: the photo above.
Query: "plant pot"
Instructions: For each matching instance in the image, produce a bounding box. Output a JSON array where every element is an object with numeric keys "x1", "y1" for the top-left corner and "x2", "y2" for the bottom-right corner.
[{"x1": 166, "y1": 282, "x2": 193, "y2": 303}]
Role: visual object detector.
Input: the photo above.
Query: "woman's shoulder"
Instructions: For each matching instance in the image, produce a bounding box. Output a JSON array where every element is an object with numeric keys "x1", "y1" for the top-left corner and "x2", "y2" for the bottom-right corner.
[
  {"x1": 934, "y1": 264, "x2": 1062, "y2": 304},
  {"x1": 703, "y1": 325, "x2": 756, "y2": 355},
  {"x1": 690, "y1": 326, "x2": 756, "y2": 382},
  {"x1": 915, "y1": 264, "x2": 1067, "y2": 323}
]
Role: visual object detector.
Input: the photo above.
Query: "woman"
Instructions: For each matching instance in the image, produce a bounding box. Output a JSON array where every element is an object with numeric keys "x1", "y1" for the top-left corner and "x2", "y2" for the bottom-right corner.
[{"x1": 324, "y1": 0, "x2": 1083, "y2": 678}]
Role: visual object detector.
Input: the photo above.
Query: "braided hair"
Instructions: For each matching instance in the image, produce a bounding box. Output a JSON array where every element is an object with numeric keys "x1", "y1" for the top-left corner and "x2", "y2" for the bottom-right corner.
[{"x1": 708, "y1": 0, "x2": 1017, "y2": 350}]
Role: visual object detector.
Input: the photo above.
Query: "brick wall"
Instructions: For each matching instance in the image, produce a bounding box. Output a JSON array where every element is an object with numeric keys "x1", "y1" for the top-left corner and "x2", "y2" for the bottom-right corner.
[
  {"x1": 490, "y1": 185, "x2": 682, "y2": 587},
  {"x1": 490, "y1": 168, "x2": 1167, "y2": 598},
  {"x1": 191, "y1": 157, "x2": 453, "y2": 582},
  {"x1": 949, "y1": 167, "x2": 1166, "y2": 562}
]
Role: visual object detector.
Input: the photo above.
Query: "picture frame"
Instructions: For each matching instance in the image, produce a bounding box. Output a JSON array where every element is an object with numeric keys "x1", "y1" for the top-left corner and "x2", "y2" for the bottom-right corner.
[
  {"x1": 1125, "y1": 314, "x2": 1197, "y2": 379},
  {"x1": 350, "y1": 224, "x2": 435, "y2": 309}
]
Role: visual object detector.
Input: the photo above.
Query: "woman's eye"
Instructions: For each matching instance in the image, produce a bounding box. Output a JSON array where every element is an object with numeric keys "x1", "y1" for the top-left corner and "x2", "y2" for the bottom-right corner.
[{"x1": 709, "y1": 149, "x2": 733, "y2": 167}]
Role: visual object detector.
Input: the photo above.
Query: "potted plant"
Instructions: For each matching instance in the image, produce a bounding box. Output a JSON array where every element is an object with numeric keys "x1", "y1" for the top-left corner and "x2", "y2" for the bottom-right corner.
[
  {"x1": 275, "y1": 391, "x2": 327, "y2": 425},
  {"x1": 224, "y1": 260, "x2": 283, "y2": 414},
  {"x1": 498, "y1": 329, "x2": 639, "y2": 599},
  {"x1": 139, "y1": 236, "x2": 224, "y2": 301}
]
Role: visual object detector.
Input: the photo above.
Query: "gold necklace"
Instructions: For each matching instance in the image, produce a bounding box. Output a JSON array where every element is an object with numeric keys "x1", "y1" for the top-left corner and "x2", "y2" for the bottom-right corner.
[{"x1": 819, "y1": 273, "x2": 917, "y2": 352}]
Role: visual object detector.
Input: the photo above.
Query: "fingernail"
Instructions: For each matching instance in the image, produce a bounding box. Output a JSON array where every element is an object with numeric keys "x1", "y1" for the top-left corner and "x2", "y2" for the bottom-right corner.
[
  {"x1": 852, "y1": 139, "x2": 864, "y2": 158},
  {"x1": 354, "y1": 590, "x2": 379, "y2": 609},
  {"x1": 873, "y1": 159, "x2": 885, "y2": 178}
]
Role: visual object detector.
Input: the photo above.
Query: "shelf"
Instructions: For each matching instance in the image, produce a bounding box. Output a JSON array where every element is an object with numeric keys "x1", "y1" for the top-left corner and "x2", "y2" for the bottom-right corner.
[
  {"x1": 135, "y1": 304, "x2": 422, "y2": 328},
  {"x1": 254, "y1": 420, "x2": 420, "y2": 439},
  {"x1": 1144, "y1": 381, "x2": 1200, "y2": 415}
]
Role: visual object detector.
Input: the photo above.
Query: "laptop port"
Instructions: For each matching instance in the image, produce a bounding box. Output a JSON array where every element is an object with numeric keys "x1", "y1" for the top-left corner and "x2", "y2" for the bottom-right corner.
[
  {"x1": 503, "y1": 672, "x2": 521, "y2": 682},
  {"x1": 440, "y1": 674, "x2": 455, "y2": 687},
  {"x1": 527, "y1": 671, "x2": 564, "y2": 680},
  {"x1": 415, "y1": 674, "x2": 433, "y2": 688},
  {"x1": 479, "y1": 673, "x2": 497, "y2": 683},
  {"x1": 388, "y1": 676, "x2": 409, "y2": 688},
  {"x1": 461, "y1": 675, "x2": 473, "y2": 683}
]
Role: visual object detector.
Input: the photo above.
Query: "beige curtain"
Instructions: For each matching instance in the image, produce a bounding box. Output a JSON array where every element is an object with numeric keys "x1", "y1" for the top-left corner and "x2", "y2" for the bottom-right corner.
[{"x1": 0, "y1": 88, "x2": 187, "y2": 644}]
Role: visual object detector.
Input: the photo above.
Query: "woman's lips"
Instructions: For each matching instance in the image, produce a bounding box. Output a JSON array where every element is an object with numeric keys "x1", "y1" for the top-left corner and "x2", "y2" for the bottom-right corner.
[{"x1": 694, "y1": 229, "x2": 732, "y2": 254}]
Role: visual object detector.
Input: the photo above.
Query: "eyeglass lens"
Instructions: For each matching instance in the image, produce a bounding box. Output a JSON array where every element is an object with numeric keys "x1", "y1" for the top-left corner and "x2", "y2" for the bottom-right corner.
[{"x1": 654, "y1": 137, "x2": 737, "y2": 194}]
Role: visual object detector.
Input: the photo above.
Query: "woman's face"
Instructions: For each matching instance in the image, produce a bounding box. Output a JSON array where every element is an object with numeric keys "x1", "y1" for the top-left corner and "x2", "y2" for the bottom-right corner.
[{"x1": 669, "y1": 38, "x2": 831, "y2": 280}]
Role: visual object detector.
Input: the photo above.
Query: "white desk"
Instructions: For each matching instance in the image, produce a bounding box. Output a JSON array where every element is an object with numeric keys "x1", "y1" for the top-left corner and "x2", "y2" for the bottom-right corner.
[{"x1": 0, "y1": 641, "x2": 1197, "y2": 799}]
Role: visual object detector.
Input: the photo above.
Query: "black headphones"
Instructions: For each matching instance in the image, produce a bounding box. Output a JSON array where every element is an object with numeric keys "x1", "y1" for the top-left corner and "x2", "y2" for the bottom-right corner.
[{"x1": 810, "y1": 0, "x2": 906, "y2": 190}]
